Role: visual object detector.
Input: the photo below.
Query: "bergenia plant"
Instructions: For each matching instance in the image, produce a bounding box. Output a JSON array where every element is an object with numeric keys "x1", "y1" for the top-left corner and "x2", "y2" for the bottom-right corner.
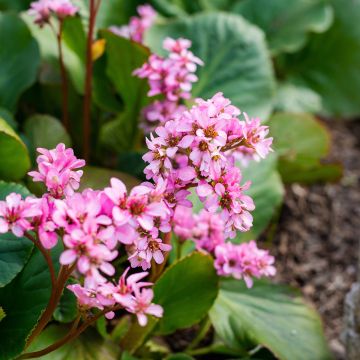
[{"x1": 2, "y1": 1, "x2": 277, "y2": 359}]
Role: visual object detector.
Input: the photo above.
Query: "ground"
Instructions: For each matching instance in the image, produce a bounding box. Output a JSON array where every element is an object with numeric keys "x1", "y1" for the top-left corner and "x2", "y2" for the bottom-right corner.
[{"x1": 272, "y1": 120, "x2": 360, "y2": 359}]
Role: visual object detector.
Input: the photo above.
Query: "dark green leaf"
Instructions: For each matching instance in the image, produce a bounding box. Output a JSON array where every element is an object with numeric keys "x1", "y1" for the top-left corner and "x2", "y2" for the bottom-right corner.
[
  {"x1": 232, "y1": 0, "x2": 333, "y2": 55},
  {"x1": 166, "y1": 354, "x2": 195, "y2": 360},
  {"x1": 0, "y1": 107, "x2": 17, "y2": 129},
  {"x1": 0, "y1": 243, "x2": 61, "y2": 360},
  {"x1": 53, "y1": 280, "x2": 78, "y2": 323},
  {"x1": 236, "y1": 154, "x2": 284, "y2": 242},
  {"x1": 268, "y1": 113, "x2": 342, "y2": 184},
  {"x1": 145, "y1": 13, "x2": 276, "y2": 119},
  {"x1": 0, "y1": 307, "x2": 4, "y2": 322},
  {"x1": 26, "y1": 325, "x2": 120, "y2": 359},
  {"x1": 154, "y1": 252, "x2": 218, "y2": 334},
  {"x1": 0, "y1": 13, "x2": 40, "y2": 111},
  {"x1": 209, "y1": 280, "x2": 333, "y2": 360},
  {"x1": 0, "y1": 118, "x2": 31, "y2": 180},
  {"x1": 24, "y1": 114, "x2": 71, "y2": 160}
]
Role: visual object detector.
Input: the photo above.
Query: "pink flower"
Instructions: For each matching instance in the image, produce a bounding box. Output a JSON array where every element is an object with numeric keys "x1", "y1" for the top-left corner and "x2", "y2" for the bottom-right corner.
[
  {"x1": 126, "y1": 288, "x2": 163, "y2": 326},
  {"x1": 67, "y1": 284, "x2": 103, "y2": 310},
  {"x1": 29, "y1": 0, "x2": 52, "y2": 27},
  {"x1": 173, "y1": 206, "x2": 195, "y2": 240},
  {"x1": 49, "y1": 0, "x2": 78, "y2": 19},
  {"x1": 28, "y1": 143, "x2": 85, "y2": 198},
  {"x1": 214, "y1": 241, "x2": 276, "y2": 288},
  {"x1": 0, "y1": 193, "x2": 41, "y2": 237}
]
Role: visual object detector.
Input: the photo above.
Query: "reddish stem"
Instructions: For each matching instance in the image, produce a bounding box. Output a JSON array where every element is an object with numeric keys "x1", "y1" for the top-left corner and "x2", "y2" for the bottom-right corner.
[{"x1": 82, "y1": 0, "x2": 97, "y2": 162}]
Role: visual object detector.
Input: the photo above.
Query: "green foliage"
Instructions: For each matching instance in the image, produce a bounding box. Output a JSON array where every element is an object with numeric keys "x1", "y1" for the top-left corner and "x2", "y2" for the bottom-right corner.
[
  {"x1": 154, "y1": 252, "x2": 218, "y2": 334},
  {"x1": 0, "y1": 13, "x2": 40, "y2": 111},
  {"x1": 24, "y1": 114, "x2": 71, "y2": 160},
  {"x1": 0, "y1": 243, "x2": 61, "y2": 360},
  {"x1": 145, "y1": 13, "x2": 275, "y2": 120},
  {"x1": 233, "y1": 0, "x2": 333, "y2": 55},
  {"x1": 0, "y1": 307, "x2": 4, "y2": 322},
  {"x1": 209, "y1": 279, "x2": 333, "y2": 360},
  {"x1": 0, "y1": 107, "x2": 17, "y2": 129},
  {"x1": 269, "y1": 113, "x2": 342, "y2": 183},
  {"x1": 53, "y1": 280, "x2": 78, "y2": 323},
  {"x1": 281, "y1": 0, "x2": 360, "y2": 118},
  {"x1": 236, "y1": 155, "x2": 284, "y2": 242},
  {"x1": 0, "y1": 118, "x2": 31, "y2": 181},
  {"x1": 26, "y1": 325, "x2": 120, "y2": 359},
  {"x1": 0, "y1": 182, "x2": 33, "y2": 288}
]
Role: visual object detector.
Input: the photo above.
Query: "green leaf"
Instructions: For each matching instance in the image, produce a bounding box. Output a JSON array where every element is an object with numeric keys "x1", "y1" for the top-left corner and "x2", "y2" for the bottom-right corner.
[
  {"x1": 24, "y1": 114, "x2": 71, "y2": 160},
  {"x1": 26, "y1": 325, "x2": 120, "y2": 360},
  {"x1": 80, "y1": 166, "x2": 140, "y2": 191},
  {"x1": 0, "y1": 13, "x2": 40, "y2": 111},
  {"x1": 236, "y1": 155, "x2": 284, "y2": 242},
  {"x1": 0, "y1": 243, "x2": 62, "y2": 360},
  {"x1": 0, "y1": 107, "x2": 17, "y2": 129},
  {"x1": 0, "y1": 307, "x2": 4, "y2": 322},
  {"x1": 0, "y1": 181, "x2": 33, "y2": 288},
  {"x1": 0, "y1": 118, "x2": 31, "y2": 180},
  {"x1": 209, "y1": 279, "x2": 333, "y2": 360},
  {"x1": 268, "y1": 113, "x2": 342, "y2": 184},
  {"x1": 100, "y1": 31, "x2": 150, "y2": 152},
  {"x1": 0, "y1": 0, "x2": 31, "y2": 11},
  {"x1": 145, "y1": 13, "x2": 275, "y2": 120},
  {"x1": 154, "y1": 252, "x2": 218, "y2": 334},
  {"x1": 53, "y1": 280, "x2": 78, "y2": 323},
  {"x1": 275, "y1": 81, "x2": 322, "y2": 113},
  {"x1": 281, "y1": 0, "x2": 360, "y2": 118},
  {"x1": 166, "y1": 354, "x2": 195, "y2": 360},
  {"x1": 232, "y1": 0, "x2": 333, "y2": 55}
]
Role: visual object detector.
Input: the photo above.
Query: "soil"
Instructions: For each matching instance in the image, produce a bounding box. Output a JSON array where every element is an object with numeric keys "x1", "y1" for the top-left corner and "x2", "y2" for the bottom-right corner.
[{"x1": 271, "y1": 120, "x2": 360, "y2": 360}]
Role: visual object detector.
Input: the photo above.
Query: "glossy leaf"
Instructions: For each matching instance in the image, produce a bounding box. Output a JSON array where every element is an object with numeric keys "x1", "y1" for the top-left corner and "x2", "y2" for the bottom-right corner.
[
  {"x1": 26, "y1": 325, "x2": 120, "y2": 360},
  {"x1": 0, "y1": 244, "x2": 61, "y2": 360},
  {"x1": 24, "y1": 114, "x2": 71, "y2": 159},
  {"x1": 268, "y1": 113, "x2": 342, "y2": 184},
  {"x1": 233, "y1": 0, "x2": 333, "y2": 55},
  {"x1": 0, "y1": 13, "x2": 40, "y2": 111},
  {"x1": 145, "y1": 13, "x2": 275, "y2": 119},
  {"x1": 154, "y1": 252, "x2": 218, "y2": 334},
  {"x1": 236, "y1": 155, "x2": 284, "y2": 242},
  {"x1": 0, "y1": 118, "x2": 30, "y2": 180},
  {"x1": 209, "y1": 279, "x2": 333, "y2": 360}
]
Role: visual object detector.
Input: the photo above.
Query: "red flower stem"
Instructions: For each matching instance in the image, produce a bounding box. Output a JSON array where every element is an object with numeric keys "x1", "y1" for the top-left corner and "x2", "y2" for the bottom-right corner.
[
  {"x1": 19, "y1": 305, "x2": 122, "y2": 359},
  {"x1": 82, "y1": 0, "x2": 97, "y2": 161}
]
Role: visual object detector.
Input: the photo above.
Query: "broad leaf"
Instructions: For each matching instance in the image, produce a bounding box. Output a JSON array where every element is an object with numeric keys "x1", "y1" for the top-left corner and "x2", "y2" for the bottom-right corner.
[
  {"x1": 282, "y1": 0, "x2": 360, "y2": 118},
  {"x1": 0, "y1": 107, "x2": 17, "y2": 129},
  {"x1": 236, "y1": 155, "x2": 284, "y2": 242},
  {"x1": 0, "y1": 244, "x2": 61, "y2": 360},
  {"x1": 0, "y1": 0, "x2": 31, "y2": 11},
  {"x1": 53, "y1": 280, "x2": 78, "y2": 323},
  {"x1": 0, "y1": 182, "x2": 33, "y2": 288},
  {"x1": 209, "y1": 280, "x2": 333, "y2": 360},
  {"x1": 269, "y1": 113, "x2": 342, "y2": 184},
  {"x1": 0, "y1": 13, "x2": 40, "y2": 111},
  {"x1": 145, "y1": 13, "x2": 275, "y2": 120},
  {"x1": 0, "y1": 118, "x2": 30, "y2": 181},
  {"x1": 26, "y1": 325, "x2": 120, "y2": 359},
  {"x1": 232, "y1": 0, "x2": 333, "y2": 55},
  {"x1": 24, "y1": 114, "x2": 71, "y2": 160},
  {"x1": 154, "y1": 252, "x2": 218, "y2": 334},
  {"x1": 80, "y1": 166, "x2": 140, "y2": 191}
]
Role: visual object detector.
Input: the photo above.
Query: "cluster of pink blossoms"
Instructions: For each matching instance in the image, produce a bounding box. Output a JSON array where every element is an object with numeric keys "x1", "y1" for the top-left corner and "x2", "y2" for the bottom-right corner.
[
  {"x1": 29, "y1": 0, "x2": 78, "y2": 27},
  {"x1": 134, "y1": 37, "x2": 203, "y2": 132},
  {"x1": 109, "y1": 4, "x2": 157, "y2": 43},
  {"x1": 142, "y1": 92, "x2": 273, "y2": 238},
  {"x1": 173, "y1": 206, "x2": 275, "y2": 287}
]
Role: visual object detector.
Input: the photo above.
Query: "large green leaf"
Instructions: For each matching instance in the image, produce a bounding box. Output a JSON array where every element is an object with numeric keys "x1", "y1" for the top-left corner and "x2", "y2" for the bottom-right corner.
[
  {"x1": 53, "y1": 280, "x2": 78, "y2": 324},
  {"x1": 26, "y1": 325, "x2": 120, "y2": 359},
  {"x1": 100, "y1": 31, "x2": 150, "y2": 152},
  {"x1": 24, "y1": 114, "x2": 71, "y2": 160},
  {"x1": 0, "y1": 182, "x2": 33, "y2": 288},
  {"x1": 0, "y1": 118, "x2": 31, "y2": 181},
  {"x1": 236, "y1": 155, "x2": 284, "y2": 242},
  {"x1": 0, "y1": 13, "x2": 40, "y2": 111},
  {"x1": 154, "y1": 252, "x2": 218, "y2": 334},
  {"x1": 209, "y1": 280, "x2": 333, "y2": 360},
  {"x1": 0, "y1": 107, "x2": 17, "y2": 129},
  {"x1": 282, "y1": 0, "x2": 360, "y2": 118},
  {"x1": 232, "y1": 0, "x2": 333, "y2": 55},
  {"x1": 268, "y1": 113, "x2": 342, "y2": 184},
  {"x1": 145, "y1": 13, "x2": 275, "y2": 120},
  {"x1": 0, "y1": 0, "x2": 31, "y2": 11},
  {"x1": 0, "y1": 244, "x2": 61, "y2": 360}
]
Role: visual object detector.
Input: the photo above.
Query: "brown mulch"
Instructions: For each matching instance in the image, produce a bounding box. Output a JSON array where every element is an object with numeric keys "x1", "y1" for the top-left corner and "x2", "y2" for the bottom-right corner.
[{"x1": 272, "y1": 120, "x2": 360, "y2": 359}]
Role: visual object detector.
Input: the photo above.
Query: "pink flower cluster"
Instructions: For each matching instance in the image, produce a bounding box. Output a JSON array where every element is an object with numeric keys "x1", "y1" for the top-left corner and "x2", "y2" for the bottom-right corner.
[
  {"x1": 134, "y1": 37, "x2": 203, "y2": 132},
  {"x1": 109, "y1": 4, "x2": 157, "y2": 43},
  {"x1": 29, "y1": 0, "x2": 78, "y2": 27},
  {"x1": 143, "y1": 92, "x2": 273, "y2": 238}
]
